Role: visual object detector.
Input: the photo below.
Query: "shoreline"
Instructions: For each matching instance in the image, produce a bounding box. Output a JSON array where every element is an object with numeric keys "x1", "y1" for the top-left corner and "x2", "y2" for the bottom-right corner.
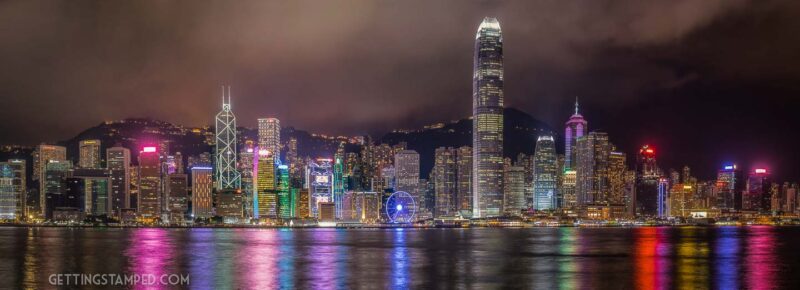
[{"x1": 1, "y1": 223, "x2": 797, "y2": 229}]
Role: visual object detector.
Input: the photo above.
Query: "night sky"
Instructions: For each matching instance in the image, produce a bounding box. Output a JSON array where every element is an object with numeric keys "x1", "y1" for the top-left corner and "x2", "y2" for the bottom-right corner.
[{"x1": 1, "y1": 1, "x2": 799, "y2": 181}]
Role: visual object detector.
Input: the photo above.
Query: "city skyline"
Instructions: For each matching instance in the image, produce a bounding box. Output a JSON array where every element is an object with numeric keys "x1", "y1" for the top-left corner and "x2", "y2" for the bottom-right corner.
[{"x1": 1, "y1": 1, "x2": 799, "y2": 181}]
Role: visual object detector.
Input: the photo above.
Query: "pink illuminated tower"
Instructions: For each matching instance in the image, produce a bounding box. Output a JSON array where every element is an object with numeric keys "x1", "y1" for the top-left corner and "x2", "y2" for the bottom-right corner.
[{"x1": 564, "y1": 98, "x2": 587, "y2": 170}]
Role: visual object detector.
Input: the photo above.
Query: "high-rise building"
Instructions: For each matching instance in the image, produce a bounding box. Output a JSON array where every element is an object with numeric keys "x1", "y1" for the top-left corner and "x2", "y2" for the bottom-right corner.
[
  {"x1": 257, "y1": 118, "x2": 281, "y2": 162},
  {"x1": 215, "y1": 86, "x2": 241, "y2": 190},
  {"x1": 106, "y1": 147, "x2": 130, "y2": 215},
  {"x1": 277, "y1": 164, "x2": 293, "y2": 219},
  {"x1": 575, "y1": 132, "x2": 612, "y2": 206},
  {"x1": 137, "y1": 146, "x2": 162, "y2": 219},
  {"x1": 287, "y1": 137, "x2": 300, "y2": 183},
  {"x1": 78, "y1": 140, "x2": 102, "y2": 169},
  {"x1": 744, "y1": 168, "x2": 771, "y2": 212},
  {"x1": 191, "y1": 166, "x2": 213, "y2": 219},
  {"x1": 239, "y1": 141, "x2": 255, "y2": 219},
  {"x1": 503, "y1": 165, "x2": 525, "y2": 216},
  {"x1": 456, "y1": 146, "x2": 473, "y2": 213},
  {"x1": 5, "y1": 160, "x2": 26, "y2": 221},
  {"x1": 72, "y1": 169, "x2": 112, "y2": 217},
  {"x1": 433, "y1": 147, "x2": 457, "y2": 217},
  {"x1": 608, "y1": 151, "x2": 627, "y2": 205},
  {"x1": 0, "y1": 163, "x2": 16, "y2": 220},
  {"x1": 297, "y1": 188, "x2": 310, "y2": 219},
  {"x1": 333, "y1": 155, "x2": 345, "y2": 219},
  {"x1": 562, "y1": 170, "x2": 577, "y2": 209},
  {"x1": 565, "y1": 99, "x2": 587, "y2": 170},
  {"x1": 472, "y1": 17, "x2": 504, "y2": 218},
  {"x1": 716, "y1": 163, "x2": 744, "y2": 210},
  {"x1": 533, "y1": 136, "x2": 557, "y2": 210},
  {"x1": 33, "y1": 144, "x2": 67, "y2": 216},
  {"x1": 307, "y1": 158, "x2": 333, "y2": 218},
  {"x1": 167, "y1": 173, "x2": 188, "y2": 223},
  {"x1": 216, "y1": 189, "x2": 243, "y2": 222},
  {"x1": 395, "y1": 150, "x2": 420, "y2": 218},
  {"x1": 43, "y1": 160, "x2": 72, "y2": 218},
  {"x1": 635, "y1": 145, "x2": 661, "y2": 216},
  {"x1": 255, "y1": 149, "x2": 277, "y2": 219}
]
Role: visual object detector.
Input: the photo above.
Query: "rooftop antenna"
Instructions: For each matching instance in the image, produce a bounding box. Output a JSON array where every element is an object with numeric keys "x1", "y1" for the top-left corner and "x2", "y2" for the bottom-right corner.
[{"x1": 574, "y1": 96, "x2": 579, "y2": 115}]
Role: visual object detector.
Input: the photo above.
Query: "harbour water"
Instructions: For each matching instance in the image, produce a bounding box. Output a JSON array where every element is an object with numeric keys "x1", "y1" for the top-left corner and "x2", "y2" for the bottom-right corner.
[{"x1": 1, "y1": 226, "x2": 799, "y2": 289}]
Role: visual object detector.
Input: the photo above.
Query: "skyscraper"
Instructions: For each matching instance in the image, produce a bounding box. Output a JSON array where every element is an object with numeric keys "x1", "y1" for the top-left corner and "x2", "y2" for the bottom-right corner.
[
  {"x1": 716, "y1": 163, "x2": 744, "y2": 210},
  {"x1": 239, "y1": 141, "x2": 255, "y2": 219},
  {"x1": 744, "y1": 168, "x2": 771, "y2": 212},
  {"x1": 307, "y1": 158, "x2": 333, "y2": 218},
  {"x1": 79, "y1": 139, "x2": 102, "y2": 169},
  {"x1": 255, "y1": 149, "x2": 277, "y2": 219},
  {"x1": 634, "y1": 145, "x2": 662, "y2": 216},
  {"x1": 191, "y1": 166, "x2": 213, "y2": 219},
  {"x1": 472, "y1": 17, "x2": 504, "y2": 218},
  {"x1": 33, "y1": 144, "x2": 67, "y2": 216},
  {"x1": 395, "y1": 150, "x2": 420, "y2": 218},
  {"x1": 575, "y1": 132, "x2": 612, "y2": 206},
  {"x1": 0, "y1": 163, "x2": 16, "y2": 220},
  {"x1": 106, "y1": 146, "x2": 130, "y2": 215},
  {"x1": 257, "y1": 118, "x2": 281, "y2": 161},
  {"x1": 137, "y1": 146, "x2": 161, "y2": 220},
  {"x1": 456, "y1": 146, "x2": 473, "y2": 213},
  {"x1": 5, "y1": 160, "x2": 26, "y2": 221},
  {"x1": 215, "y1": 86, "x2": 241, "y2": 190},
  {"x1": 277, "y1": 164, "x2": 293, "y2": 219},
  {"x1": 533, "y1": 135, "x2": 557, "y2": 210},
  {"x1": 503, "y1": 165, "x2": 525, "y2": 216},
  {"x1": 564, "y1": 99, "x2": 587, "y2": 170},
  {"x1": 433, "y1": 147, "x2": 457, "y2": 217},
  {"x1": 167, "y1": 173, "x2": 188, "y2": 223}
]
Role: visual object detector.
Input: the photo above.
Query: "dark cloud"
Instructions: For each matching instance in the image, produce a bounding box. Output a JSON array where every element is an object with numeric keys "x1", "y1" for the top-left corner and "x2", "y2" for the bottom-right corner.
[{"x1": 1, "y1": 0, "x2": 799, "y2": 180}]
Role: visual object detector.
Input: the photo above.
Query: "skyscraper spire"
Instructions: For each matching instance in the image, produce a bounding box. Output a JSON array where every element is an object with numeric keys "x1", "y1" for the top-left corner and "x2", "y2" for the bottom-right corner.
[{"x1": 574, "y1": 96, "x2": 579, "y2": 115}]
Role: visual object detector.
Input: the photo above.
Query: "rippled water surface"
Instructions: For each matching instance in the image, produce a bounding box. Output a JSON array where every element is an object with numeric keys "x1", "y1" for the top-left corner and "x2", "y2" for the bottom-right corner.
[{"x1": 1, "y1": 226, "x2": 800, "y2": 289}]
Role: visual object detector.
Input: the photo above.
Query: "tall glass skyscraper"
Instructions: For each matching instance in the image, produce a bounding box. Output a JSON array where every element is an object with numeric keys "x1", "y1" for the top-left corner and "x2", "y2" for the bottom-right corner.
[
  {"x1": 215, "y1": 86, "x2": 241, "y2": 190},
  {"x1": 565, "y1": 99, "x2": 587, "y2": 170},
  {"x1": 472, "y1": 17, "x2": 504, "y2": 218},
  {"x1": 533, "y1": 135, "x2": 557, "y2": 210}
]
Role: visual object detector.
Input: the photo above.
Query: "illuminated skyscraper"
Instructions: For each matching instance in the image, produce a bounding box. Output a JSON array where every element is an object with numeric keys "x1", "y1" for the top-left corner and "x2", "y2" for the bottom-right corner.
[
  {"x1": 277, "y1": 164, "x2": 293, "y2": 219},
  {"x1": 191, "y1": 166, "x2": 213, "y2": 218},
  {"x1": 533, "y1": 136, "x2": 557, "y2": 210},
  {"x1": 575, "y1": 132, "x2": 612, "y2": 206},
  {"x1": 307, "y1": 158, "x2": 333, "y2": 218},
  {"x1": 433, "y1": 147, "x2": 457, "y2": 217},
  {"x1": 456, "y1": 146, "x2": 473, "y2": 213},
  {"x1": 167, "y1": 173, "x2": 188, "y2": 223},
  {"x1": 503, "y1": 165, "x2": 525, "y2": 216},
  {"x1": 239, "y1": 141, "x2": 255, "y2": 218},
  {"x1": 716, "y1": 163, "x2": 744, "y2": 210},
  {"x1": 608, "y1": 151, "x2": 627, "y2": 205},
  {"x1": 257, "y1": 118, "x2": 281, "y2": 162},
  {"x1": 33, "y1": 144, "x2": 67, "y2": 216},
  {"x1": 564, "y1": 99, "x2": 587, "y2": 170},
  {"x1": 2, "y1": 160, "x2": 26, "y2": 221},
  {"x1": 472, "y1": 17, "x2": 504, "y2": 218},
  {"x1": 215, "y1": 86, "x2": 241, "y2": 190},
  {"x1": 635, "y1": 145, "x2": 661, "y2": 216},
  {"x1": 137, "y1": 146, "x2": 161, "y2": 219},
  {"x1": 0, "y1": 163, "x2": 16, "y2": 220},
  {"x1": 106, "y1": 146, "x2": 130, "y2": 215},
  {"x1": 79, "y1": 139, "x2": 102, "y2": 169},
  {"x1": 395, "y1": 150, "x2": 420, "y2": 218},
  {"x1": 744, "y1": 168, "x2": 771, "y2": 212},
  {"x1": 333, "y1": 155, "x2": 345, "y2": 219},
  {"x1": 255, "y1": 149, "x2": 277, "y2": 219}
]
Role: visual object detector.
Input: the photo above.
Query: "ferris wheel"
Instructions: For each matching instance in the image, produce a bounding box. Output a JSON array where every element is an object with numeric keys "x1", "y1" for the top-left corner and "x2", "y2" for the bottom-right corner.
[{"x1": 385, "y1": 191, "x2": 416, "y2": 223}]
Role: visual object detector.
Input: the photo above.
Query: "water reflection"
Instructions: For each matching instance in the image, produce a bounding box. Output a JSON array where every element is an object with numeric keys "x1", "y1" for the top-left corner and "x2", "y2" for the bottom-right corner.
[
  {"x1": 714, "y1": 226, "x2": 739, "y2": 290},
  {"x1": 1, "y1": 226, "x2": 798, "y2": 289},
  {"x1": 635, "y1": 227, "x2": 671, "y2": 290},
  {"x1": 126, "y1": 228, "x2": 176, "y2": 290},
  {"x1": 746, "y1": 226, "x2": 777, "y2": 290}
]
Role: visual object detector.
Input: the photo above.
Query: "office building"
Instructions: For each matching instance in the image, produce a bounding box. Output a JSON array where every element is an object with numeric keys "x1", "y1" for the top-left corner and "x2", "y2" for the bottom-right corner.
[
  {"x1": 472, "y1": 17, "x2": 504, "y2": 218},
  {"x1": 78, "y1": 139, "x2": 102, "y2": 169},
  {"x1": 215, "y1": 86, "x2": 241, "y2": 190},
  {"x1": 191, "y1": 166, "x2": 213, "y2": 219},
  {"x1": 533, "y1": 135, "x2": 557, "y2": 210}
]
